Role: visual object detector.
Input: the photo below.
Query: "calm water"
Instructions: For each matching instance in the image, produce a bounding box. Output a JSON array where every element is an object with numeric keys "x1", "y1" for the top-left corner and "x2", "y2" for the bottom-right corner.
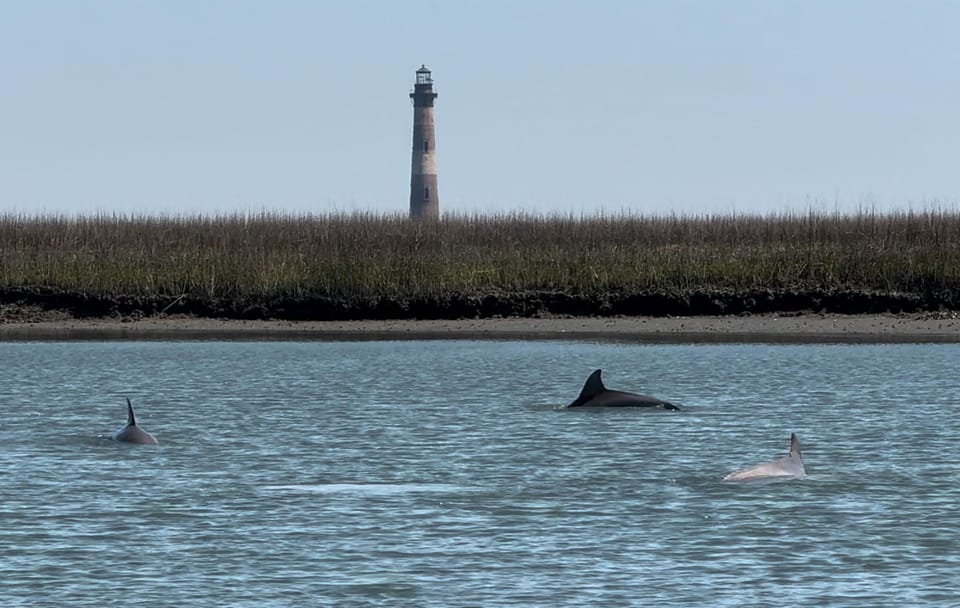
[{"x1": 1, "y1": 340, "x2": 958, "y2": 607}]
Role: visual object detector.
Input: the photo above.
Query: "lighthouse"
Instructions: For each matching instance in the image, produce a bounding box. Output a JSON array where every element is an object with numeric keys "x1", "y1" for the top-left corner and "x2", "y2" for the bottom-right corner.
[{"x1": 409, "y1": 65, "x2": 439, "y2": 219}]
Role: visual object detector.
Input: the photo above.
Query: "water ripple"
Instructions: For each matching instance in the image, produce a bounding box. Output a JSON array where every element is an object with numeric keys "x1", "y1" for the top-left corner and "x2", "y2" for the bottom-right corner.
[{"x1": 0, "y1": 341, "x2": 958, "y2": 606}]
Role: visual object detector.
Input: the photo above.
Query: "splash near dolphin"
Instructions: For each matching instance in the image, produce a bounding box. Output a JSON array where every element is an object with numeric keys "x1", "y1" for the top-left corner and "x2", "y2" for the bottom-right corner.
[
  {"x1": 110, "y1": 398, "x2": 159, "y2": 445},
  {"x1": 723, "y1": 433, "x2": 806, "y2": 482},
  {"x1": 566, "y1": 369, "x2": 682, "y2": 410}
]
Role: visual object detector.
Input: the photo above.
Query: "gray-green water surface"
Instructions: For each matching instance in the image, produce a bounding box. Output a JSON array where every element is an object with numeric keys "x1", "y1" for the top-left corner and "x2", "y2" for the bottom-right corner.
[{"x1": 1, "y1": 341, "x2": 958, "y2": 607}]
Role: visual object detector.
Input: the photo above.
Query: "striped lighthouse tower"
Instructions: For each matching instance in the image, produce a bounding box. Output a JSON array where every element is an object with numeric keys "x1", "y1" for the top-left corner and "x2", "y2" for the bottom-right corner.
[{"x1": 409, "y1": 65, "x2": 439, "y2": 219}]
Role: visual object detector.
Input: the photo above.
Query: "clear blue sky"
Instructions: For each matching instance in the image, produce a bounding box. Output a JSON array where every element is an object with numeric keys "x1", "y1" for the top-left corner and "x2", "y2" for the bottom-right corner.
[{"x1": 3, "y1": 0, "x2": 959, "y2": 216}]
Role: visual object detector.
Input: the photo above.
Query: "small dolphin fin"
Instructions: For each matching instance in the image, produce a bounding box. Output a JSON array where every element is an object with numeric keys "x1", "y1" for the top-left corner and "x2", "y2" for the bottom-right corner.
[
  {"x1": 126, "y1": 398, "x2": 137, "y2": 426},
  {"x1": 789, "y1": 433, "x2": 802, "y2": 459},
  {"x1": 577, "y1": 369, "x2": 606, "y2": 402}
]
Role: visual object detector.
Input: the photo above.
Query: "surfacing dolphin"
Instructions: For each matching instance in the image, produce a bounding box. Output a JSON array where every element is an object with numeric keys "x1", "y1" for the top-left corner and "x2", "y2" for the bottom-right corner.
[
  {"x1": 566, "y1": 369, "x2": 681, "y2": 410},
  {"x1": 723, "y1": 433, "x2": 806, "y2": 482},
  {"x1": 111, "y1": 398, "x2": 159, "y2": 445}
]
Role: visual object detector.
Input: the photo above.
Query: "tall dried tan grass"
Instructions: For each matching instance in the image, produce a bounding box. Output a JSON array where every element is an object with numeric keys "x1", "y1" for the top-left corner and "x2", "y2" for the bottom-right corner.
[{"x1": 2, "y1": 210, "x2": 959, "y2": 299}]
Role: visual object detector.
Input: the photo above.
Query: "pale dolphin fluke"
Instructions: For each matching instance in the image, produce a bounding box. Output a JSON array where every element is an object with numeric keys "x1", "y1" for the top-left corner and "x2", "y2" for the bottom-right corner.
[
  {"x1": 111, "y1": 398, "x2": 159, "y2": 445},
  {"x1": 723, "y1": 433, "x2": 806, "y2": 482},
  {"x1": 566, "y1": 369, "x2": 681, "y2": 410}
]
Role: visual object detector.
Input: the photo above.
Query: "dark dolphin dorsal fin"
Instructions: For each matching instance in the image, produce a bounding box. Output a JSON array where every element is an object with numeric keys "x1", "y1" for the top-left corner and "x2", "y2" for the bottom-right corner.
[
  {"x1": 578, "y1": 369, "x2": 606, "y2": 401},
  {"x1": 789, "y1": 433, "x2": 801, "y2": 459},
  {"x1": 126, "y1": 398, "x2": 137, "y2": 427}
]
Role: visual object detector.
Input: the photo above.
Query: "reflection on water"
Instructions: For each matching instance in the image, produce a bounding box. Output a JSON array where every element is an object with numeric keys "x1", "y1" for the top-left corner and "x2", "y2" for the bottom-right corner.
[
  {"x1": 263, "y1": 483, "x2": 471, "y2": 495},
  {"x1": 0, "y1": 340, "x2": 958, "y2": 607}
]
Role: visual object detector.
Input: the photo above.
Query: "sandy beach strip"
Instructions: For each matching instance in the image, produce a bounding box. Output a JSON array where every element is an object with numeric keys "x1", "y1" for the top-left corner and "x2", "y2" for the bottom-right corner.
[{"x1": 2, "y1": 313, "x2": 959, "y2": 343}]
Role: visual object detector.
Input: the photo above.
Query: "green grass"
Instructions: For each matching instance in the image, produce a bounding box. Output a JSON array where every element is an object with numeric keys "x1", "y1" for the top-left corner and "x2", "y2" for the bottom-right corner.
[{"x1": 2, "y1": 210, "x2": 960, "y2": 300}]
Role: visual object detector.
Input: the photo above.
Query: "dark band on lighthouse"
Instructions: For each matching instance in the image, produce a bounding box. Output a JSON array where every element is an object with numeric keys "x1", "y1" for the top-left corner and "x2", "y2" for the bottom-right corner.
[{"x1": 410, "y1": 65, "x2": 439, "y2": 219}]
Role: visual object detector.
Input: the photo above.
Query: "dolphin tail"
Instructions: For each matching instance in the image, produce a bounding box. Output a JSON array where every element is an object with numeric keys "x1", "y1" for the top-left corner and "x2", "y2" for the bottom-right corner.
[
  {"x1": 126, "y1": 398, "x2": 137, "y2": 426},
  {"x1": 571, "y1": 369, "x2": 605, "y2": 406}
]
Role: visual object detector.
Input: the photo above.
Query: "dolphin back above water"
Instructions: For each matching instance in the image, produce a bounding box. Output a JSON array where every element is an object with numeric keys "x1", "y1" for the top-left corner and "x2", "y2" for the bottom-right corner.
[
  {"x1": 111, "y1": 398, "x2": 159, "y2": 445},
  {"x1": 723, "y1": 433, "x2": 806, "y2": 482},
  {"x1": 566, "y1": 369, "x2": 681, "y2": 410}
]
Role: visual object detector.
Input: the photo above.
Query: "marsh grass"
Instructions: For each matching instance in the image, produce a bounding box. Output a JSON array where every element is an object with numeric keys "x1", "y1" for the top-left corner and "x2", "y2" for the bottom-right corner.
[{"x1": 2, "y1": 210, "x2": 959, "y2": 300}]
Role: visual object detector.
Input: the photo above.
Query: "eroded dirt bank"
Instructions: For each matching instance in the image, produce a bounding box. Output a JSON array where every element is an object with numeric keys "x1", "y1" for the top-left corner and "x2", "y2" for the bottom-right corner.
[{"x1": 3, "y1": 286, "x2": 959, "y2": 323}]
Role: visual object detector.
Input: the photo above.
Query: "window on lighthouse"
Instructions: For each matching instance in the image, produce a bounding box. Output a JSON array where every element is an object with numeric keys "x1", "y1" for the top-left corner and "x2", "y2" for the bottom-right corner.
[
  {"x1": 423, "y1": 140, "x2": 429, "y2": 153},
  {"x1": 424, "y1": 187, "x2": 430, "y2": 200}
]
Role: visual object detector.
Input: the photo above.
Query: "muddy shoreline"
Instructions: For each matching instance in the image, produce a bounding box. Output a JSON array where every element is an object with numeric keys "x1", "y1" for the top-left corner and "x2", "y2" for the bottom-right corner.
[
  {"x1": 3, "y1": 287, "x2": 959, "y2": 342},
  {"x1": 3, "y1": 312, "x2": 959, "y2": 344},
  {"x1": 3, "y1": 286, "x2": 959, "y2": 322}
]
